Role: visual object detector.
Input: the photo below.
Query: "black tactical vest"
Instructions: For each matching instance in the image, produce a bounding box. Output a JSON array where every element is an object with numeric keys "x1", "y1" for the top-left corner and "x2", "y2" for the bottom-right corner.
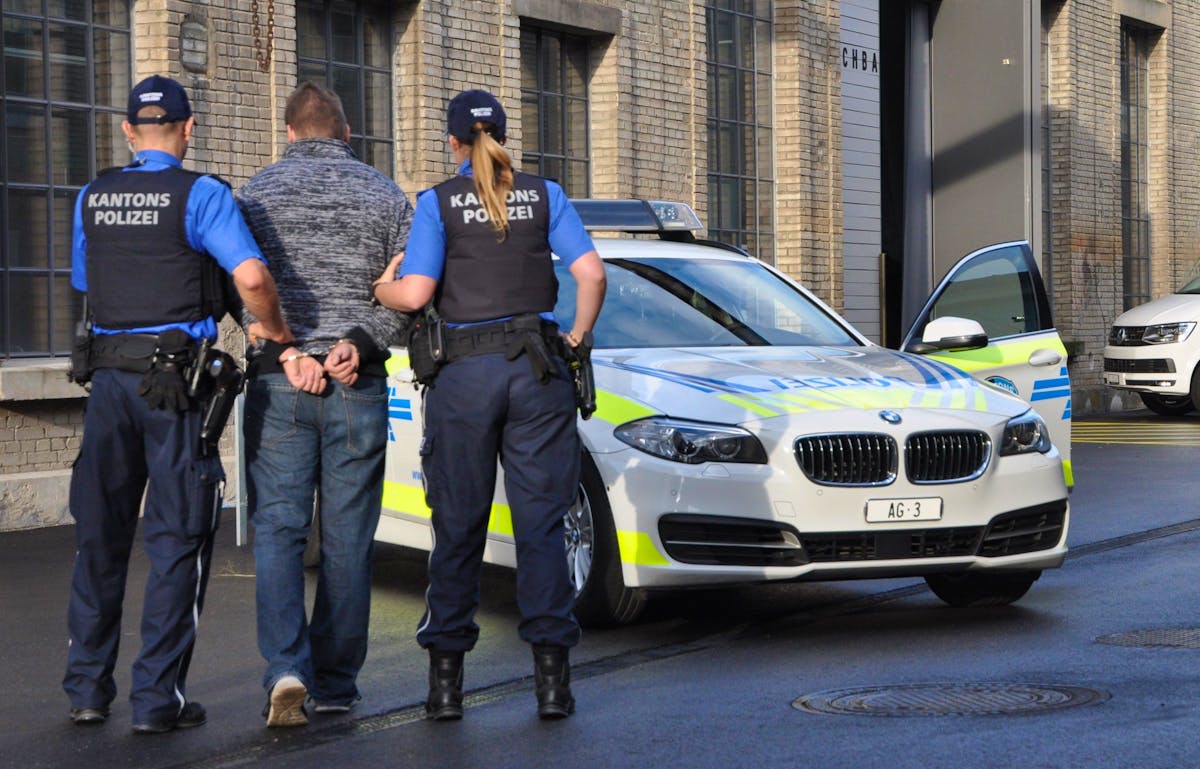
[
  {"x1": 82, "y1": 165, "x2": 229, "y2": 329},
  {"x1": 433, "y1": 173, "x2": 557, "y2": 323}
]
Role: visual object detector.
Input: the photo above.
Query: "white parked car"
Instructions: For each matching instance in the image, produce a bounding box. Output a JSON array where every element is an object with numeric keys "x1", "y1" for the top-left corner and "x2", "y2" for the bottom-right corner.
[
  {"x1": 378, "y1": 201, "x2": 1072, "y2": 625},
  {"x1": 1103, "y1": 277, "x2": 1200, "y2": 415}
]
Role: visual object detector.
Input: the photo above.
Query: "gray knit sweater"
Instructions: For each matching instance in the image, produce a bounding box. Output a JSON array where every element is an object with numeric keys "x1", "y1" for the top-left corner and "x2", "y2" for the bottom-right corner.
[{"x1": 236, "y1": 138, "x2": 413, "y2": 374}]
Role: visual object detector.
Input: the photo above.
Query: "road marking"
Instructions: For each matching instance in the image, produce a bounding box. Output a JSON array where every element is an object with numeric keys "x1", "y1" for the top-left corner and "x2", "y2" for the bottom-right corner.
[{"x1": 1073, "y1": 420, "x2": 1200, "y2": 445}]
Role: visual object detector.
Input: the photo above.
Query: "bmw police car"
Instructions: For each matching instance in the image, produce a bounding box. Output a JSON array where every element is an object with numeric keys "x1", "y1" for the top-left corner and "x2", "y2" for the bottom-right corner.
[{"x1": 378, "y1": 201, "x2": 1072, "y2": 626}]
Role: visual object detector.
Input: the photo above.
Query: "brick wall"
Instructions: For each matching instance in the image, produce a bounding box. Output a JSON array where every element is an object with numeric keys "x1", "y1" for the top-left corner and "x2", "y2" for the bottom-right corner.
[{"x1": 0, "y1": 403, "x2": 83, "y2": 473}]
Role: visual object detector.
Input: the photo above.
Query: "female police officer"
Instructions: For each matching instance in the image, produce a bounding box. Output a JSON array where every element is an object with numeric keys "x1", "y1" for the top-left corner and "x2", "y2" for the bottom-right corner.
[{"x1": 373, "y1": 89, "x2": 605, "y2": 720}]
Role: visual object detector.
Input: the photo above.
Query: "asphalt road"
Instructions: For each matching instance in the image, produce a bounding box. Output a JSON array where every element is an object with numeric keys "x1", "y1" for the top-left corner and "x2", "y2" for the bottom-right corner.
[{"x1": 3, "y1": 410, "x2": 1199, "y2": 769}]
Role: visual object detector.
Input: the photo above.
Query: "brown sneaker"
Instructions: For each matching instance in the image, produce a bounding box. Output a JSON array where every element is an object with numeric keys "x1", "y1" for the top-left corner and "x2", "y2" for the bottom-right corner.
[{"x1": 265, "y1": 675, "x2": 308, "y2": 728}]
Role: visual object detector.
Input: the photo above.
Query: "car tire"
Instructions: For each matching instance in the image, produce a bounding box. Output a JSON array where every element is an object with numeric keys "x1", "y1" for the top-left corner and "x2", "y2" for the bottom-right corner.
[
  {"x1": 924, "y1": 570, "x2": 1041, "y2": 608},
  {"x1": 565, "y1": 453, "x2": 647, "y2": 627},
  {"x1": 1139, "y1": 392, "x2": 1195, "y2": 416}
]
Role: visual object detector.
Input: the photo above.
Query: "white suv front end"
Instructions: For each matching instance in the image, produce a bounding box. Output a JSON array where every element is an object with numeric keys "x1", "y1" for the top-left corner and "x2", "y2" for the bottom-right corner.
[{"x1": 1103, "y1": 281, "x2": 1200, "y2": 415}]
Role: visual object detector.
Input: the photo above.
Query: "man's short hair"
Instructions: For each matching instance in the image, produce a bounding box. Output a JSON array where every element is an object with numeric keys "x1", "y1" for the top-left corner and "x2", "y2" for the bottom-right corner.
[{"x1": 285, "y1": 82, "x2": 348, "y2": 139}]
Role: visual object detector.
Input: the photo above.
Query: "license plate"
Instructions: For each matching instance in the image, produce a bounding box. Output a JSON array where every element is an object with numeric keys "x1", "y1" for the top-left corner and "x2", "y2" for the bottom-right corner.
[
  {"x1": 1104, "y1": 373, "x2": 1120, "y2": 385},
  {"x1": 865, "y1": 497, "x2": 943, "y2": 523}
]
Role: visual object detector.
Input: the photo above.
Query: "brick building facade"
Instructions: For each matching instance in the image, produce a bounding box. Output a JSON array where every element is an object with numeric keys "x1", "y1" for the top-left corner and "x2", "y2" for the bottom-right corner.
[{"x1": 0, "y1": 0, "x2": 1193, "y2": 529}]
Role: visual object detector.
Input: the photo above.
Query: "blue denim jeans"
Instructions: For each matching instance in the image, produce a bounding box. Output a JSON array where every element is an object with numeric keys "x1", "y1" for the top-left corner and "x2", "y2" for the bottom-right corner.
[{"x1": 245, "y1": 373, "x2": 387, "y2": 704}]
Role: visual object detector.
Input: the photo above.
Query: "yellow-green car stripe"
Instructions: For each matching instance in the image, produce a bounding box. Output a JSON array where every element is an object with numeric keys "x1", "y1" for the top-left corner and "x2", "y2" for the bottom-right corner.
[
  {"x1": 616, "y1": 530, "x2": 671, "y2": 566},
  {"x1": 382, "y1": 481, "x2": 514, "y2": 537}
]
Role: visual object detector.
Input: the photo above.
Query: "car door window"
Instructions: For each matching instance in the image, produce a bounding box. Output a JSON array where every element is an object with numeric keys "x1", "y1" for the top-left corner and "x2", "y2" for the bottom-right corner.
[{"x1": 927, "y1": 244, "x2": 1043, "y2": 339}]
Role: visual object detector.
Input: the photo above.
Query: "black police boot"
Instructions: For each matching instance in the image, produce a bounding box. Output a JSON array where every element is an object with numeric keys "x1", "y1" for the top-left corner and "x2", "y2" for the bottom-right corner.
[
  {"x1": 425, "y1": 650, "x2": 464, "y2": 721},
  {"x1": 532, "y1": 644, "x2": 575, "y2": 719}
]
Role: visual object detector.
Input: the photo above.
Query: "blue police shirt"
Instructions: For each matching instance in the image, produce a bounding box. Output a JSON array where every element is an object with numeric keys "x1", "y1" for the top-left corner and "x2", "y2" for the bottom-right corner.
[
  {"x1": 71, "y1": 149, "x2": 267, "y2": 340},
  {"x1": 400, "y1": 160, "x2": 595, "y2": 325}
]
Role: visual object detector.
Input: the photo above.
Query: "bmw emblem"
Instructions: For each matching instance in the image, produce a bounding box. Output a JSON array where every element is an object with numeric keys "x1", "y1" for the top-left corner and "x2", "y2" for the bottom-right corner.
[{"x1": 879, "y1": 410, "x2": 902, "y2": 425}]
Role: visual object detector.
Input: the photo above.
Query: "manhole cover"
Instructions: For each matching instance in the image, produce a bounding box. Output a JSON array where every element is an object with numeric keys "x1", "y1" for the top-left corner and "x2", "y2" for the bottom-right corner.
[
  {"x1": 1097, "y1": 628, "x2": 1200, "y2": 649},
  {"x1": 794, "y1": 683, "x2": 1109, "y2": 717}
]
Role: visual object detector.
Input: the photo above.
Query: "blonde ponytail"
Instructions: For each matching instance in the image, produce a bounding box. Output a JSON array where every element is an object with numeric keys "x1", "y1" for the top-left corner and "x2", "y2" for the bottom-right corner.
[{"x1": 468, "y1": 122, "x2": 514, "y2": 239}]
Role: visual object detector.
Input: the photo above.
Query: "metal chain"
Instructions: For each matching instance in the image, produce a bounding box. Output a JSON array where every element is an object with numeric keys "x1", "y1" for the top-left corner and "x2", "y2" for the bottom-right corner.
[{"x1": 252, "y1": 0, "x2": 275, "y2": 73}]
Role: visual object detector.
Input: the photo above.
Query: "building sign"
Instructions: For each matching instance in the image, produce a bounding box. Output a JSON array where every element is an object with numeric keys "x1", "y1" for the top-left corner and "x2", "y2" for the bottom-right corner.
[{"x1": 842, "y1": 46, "x2": 879, "y2": 74}]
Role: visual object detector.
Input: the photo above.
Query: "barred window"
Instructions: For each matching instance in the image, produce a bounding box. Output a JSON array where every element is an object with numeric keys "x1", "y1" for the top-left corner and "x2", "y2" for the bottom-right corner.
[
  {"x1": 519, "y1": 26, "x2": 591, "y2": 197},
  {"x1": 1, "y1": 1, "x2": 131, "y2": 358},
  {"x1": 297, "y1": 0, "x2": 393, "y2": 176},
  {"x1": 706, "y1": 0, "x2": 774, "y2": 262},
  {"x1": 1120, "y1": 24, "x2": 1151, "y2": 311}
]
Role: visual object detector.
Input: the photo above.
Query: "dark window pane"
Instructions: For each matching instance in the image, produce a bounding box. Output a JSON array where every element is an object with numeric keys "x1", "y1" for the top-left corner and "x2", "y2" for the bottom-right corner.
[
  {"x1": 51, "y1": 107, "x2": 91, "y2": 185},
  {"x1": 541, "y1": 34, "x2": 562, "y2": 93},
  {"x1": 364, "y1": 70, "x2": 390, "y2": 137},
  {"x1": 541, "y1": 156, "x2": 564, "y2": 187},
  {"x1": 331, "y1": 1, "x2": 357, "y2": 63},
  {"x1": 756, "y1": 73, "x2": 772, "y2": 125},
  {"x1": 94, "y1": 0, "x2": 130, "y2": 28},
  {"x1": 298, "y1": 60, "x2": 326, "y2": 85},
  {"x1": 566, "y1": 43, "x2": 588, "y2": 93},
  {"x1": 53, "y1": 188, "x2": 76, "y2": 270},
  {"x1": 363, "y1": 12, "x2": 388, "y2": 68},
  {"x1": 94, "y1": 30, "x2": 130, "y2": 108},
  {"x1": 332, "y1": 65, "x2": 362, "y2": 128},
  {"x1": 738, "y1": 15, "x2": 754, "y2": 70},
  {"x1": 363, "y1": 140, "x2": 392, "y2": 177},
  {"x1": 7, "y1": 190, "x2": 50, "y2": 269},
  {"x1": 567, "y1": 160, "x2": 589, "y2": 197},
  {"x1": 9, "y1": 272, "x2": 51, "y2": 355},
  {"x1": 47, "y1": 0, "x2": 88, "y2": 21},
  {"x1": 712, "y1": 11, "x2": 735, "y2": 65},
  {"x1": 520, "y1": 30, "x2": 539, "y2": 92},
  {"x1": 48, "y1": 22, "x2": 89, "y2": 103},
  {"x1": 541, "y1": 94, "x2": 563, "y2": 155},
  {"x1": 521, "y1": 93, "x2": 540, "y2": 154},
  {"x1": 716, "y1": 67, "x2": 736, "y2": 118},
  {"x1": 6, "y1": 0, "x2": 42, "y2": 13},
  {"x1": 298, "y1": 2, "x2": 326, "y2": 59},
  {"x1": 756, "y1": 19, "x2": 772, "y2": 73},
  {"x1": 5, "y1": 17, "x2": 46, "y2": 99},
  {"x1": 95, "y1": 111, "x2": 126, "y2": 169},
  {"x1": 7, "y1": 103, "x2": 47, "y2": 183},
  {"x1": 566, "y1": 97, "x2": 587, "y2": 157},
  {"x1": 53, "y1": 274, "x2": 80, "y2": 351}
]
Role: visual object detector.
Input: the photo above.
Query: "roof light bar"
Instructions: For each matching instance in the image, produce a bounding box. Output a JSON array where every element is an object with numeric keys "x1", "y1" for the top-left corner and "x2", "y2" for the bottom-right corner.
[{"x1": 569, "y1": 199, "x2": 704, "y2": 234}]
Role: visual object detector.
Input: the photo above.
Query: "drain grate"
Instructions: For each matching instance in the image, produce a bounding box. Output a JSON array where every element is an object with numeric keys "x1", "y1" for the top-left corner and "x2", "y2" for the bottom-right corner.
[
  {"x1": 1097, "y1": 628, "x2": 1200, "y2": 649},
  {"x1": 794, "y1": 683, "x2": 1109, "y2": 717}
]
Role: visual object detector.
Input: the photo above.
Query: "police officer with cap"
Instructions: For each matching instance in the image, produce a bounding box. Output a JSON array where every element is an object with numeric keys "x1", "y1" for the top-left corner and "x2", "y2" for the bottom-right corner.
[
  {"x1": 373, "y1": 88, "x2": 606, "y2": 720},
  {"x1": 63, "y1": 74, "x2": 298, "y2": 733}
]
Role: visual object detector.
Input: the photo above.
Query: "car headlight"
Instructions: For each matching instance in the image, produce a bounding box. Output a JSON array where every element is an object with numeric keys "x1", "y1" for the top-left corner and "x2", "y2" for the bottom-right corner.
[
  {"x1": 1140, "y1": 322, "x2": 1196, "y2": 344},
  {"x1": 614, "y1": 417, "x2": 768, "y2": 464},
  {"x1": 1000, "y1": 412, "x2": 1052, "y2": 456}
]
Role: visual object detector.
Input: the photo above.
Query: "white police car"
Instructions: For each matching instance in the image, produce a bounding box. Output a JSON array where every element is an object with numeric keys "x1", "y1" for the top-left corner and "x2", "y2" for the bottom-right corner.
[{"x1": 378, "y1": 201, "x2": 1072, "y2": 625}]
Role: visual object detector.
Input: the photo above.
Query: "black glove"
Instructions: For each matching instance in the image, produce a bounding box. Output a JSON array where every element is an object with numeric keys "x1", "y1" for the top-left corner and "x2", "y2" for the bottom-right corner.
[{"x1": 137, "y1": 330, "x2": 194, "y2": 411}]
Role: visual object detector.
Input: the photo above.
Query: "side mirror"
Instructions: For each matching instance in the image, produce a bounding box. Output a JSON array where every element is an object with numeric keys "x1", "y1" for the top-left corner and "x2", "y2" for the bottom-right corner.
[{"x1": 906, "y1": 316, "x2": 989, "y2": 354}]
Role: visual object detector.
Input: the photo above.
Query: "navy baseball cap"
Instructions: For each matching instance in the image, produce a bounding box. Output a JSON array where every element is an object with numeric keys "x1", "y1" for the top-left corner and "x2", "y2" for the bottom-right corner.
[
  {"x1": 127, "y1": 75, "x2": 192, "y2": 124},
  {"x1": 446, "y1": 89, "x2": 506, "y2": 142}
]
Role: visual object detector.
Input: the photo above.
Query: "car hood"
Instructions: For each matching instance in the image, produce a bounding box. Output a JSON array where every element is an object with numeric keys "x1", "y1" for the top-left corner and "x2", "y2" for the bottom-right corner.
[
  {"x1": 1113, "y1": 293, "x2": 1200, "y2": 326},
  {"x1": 591, "y1": 346, "x2": 1031, "y2": 426}
]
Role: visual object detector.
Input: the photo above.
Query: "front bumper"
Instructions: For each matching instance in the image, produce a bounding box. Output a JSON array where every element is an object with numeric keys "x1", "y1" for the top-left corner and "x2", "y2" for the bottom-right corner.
[
  {"x1": 599, "y1": 441, "x2": 1069, "y2": 590},
  {"x1": 1102, "y1": 344, "x2": 1190, "y2": 395}
]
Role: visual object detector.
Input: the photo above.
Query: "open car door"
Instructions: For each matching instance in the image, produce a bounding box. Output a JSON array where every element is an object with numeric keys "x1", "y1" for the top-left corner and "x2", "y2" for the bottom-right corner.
[{"x1": 902, "y1": 241, "x2": 1072, "y2": 488}]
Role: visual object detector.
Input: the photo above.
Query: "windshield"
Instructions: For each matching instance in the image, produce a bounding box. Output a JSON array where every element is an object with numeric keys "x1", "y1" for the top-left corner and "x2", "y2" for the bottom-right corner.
[
  {"x1": 554, "y1": 255, "x2": 860, "y2": 348},
  {"x1": 1179, "y1": 275, "x2": 1200, "y2": 294}
]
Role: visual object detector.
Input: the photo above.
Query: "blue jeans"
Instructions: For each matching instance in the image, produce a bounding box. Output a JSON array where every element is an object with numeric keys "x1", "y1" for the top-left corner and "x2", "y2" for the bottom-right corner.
[{"x1": 245, "y1": 373, "x2": 387, "y2": 704}]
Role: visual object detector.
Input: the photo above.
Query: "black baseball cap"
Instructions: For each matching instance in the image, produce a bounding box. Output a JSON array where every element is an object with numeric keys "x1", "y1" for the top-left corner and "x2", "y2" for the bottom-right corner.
[
  {"x1": 127, "y1": 75, "x2": 192, "y2": 125},
  {"x1": 446, "y1": 89, "x2": 506, "y2": 142}
]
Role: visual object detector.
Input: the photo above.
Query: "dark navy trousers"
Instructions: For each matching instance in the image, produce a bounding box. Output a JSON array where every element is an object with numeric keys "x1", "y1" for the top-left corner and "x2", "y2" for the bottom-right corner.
[
  {"x1": 63, "y1": 368, "x2": 224, "y2": 724},
  {"x1": 416, "y1": 352, "x2": 582, "y2": 652}
]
